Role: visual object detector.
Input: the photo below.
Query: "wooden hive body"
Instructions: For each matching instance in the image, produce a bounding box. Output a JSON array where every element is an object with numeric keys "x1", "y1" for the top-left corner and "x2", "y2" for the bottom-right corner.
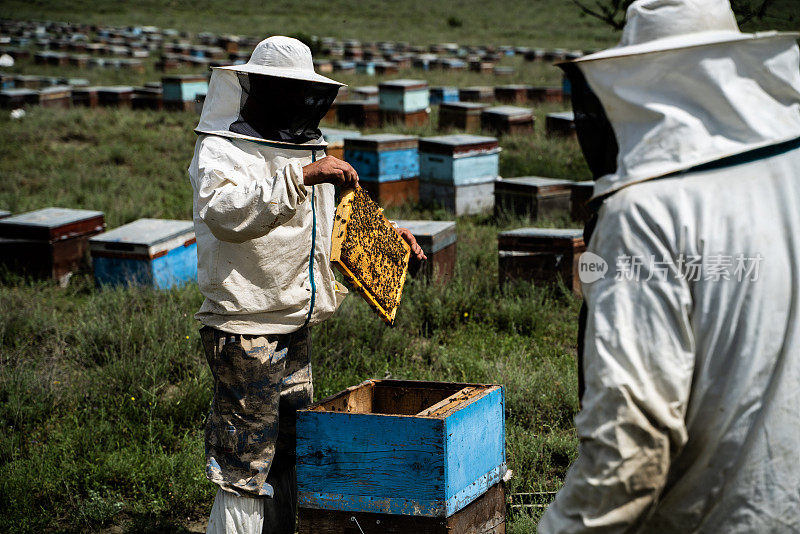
[
  {"x1": 0, "y1": 207, "x2": 106, "y2": 284},
  {"x1": 429, "y1": 86, "x2": 459, "y2": 106},
  {"x1": 494, "y1": 84, "x2": 531, "y2": 104},
  {"x1": 297, "y1": 379, "x2": 507, "y2": 521},
  {"x1": 89, "y1": 218, "x2": 197, "y2": 289},
  {"x1": 498, "y1": 227, "x2": 585, "y2": 296},
  {"x1": 570, "y1": 181, "x2": 595, "y2": 222},
  {"x1": 419, "y1": 135, "x2": 500, "y2": 186},
  {"x1": 459, "y1": 86, "x2": 494, "y2": 103},
  {"x1": 494, "y1": 176, "x2": 575, "y2": 219},
  {"x1": 344, "y1": 134, "x2": 420, "y2": 183},
  {"x1": 97, "y1": 86, "x2": 134, "y2": 107},
  {"x1": 378, "y1": 79, "x2": 429, "y2": 113},
  {"x1": 480, "y1": 106, "x2": 534, "y2": 136},
  {"x1": 161, "y1": 74, "x2": 208, "y2": 108},
  {"x1": 420, "y1": 181, "x2": 495, "y2": 216},
  {"x1": 438, "y1": 102, "x2": 487, "y2": 132},
  {"x1": 393, "y1": 220, "x2": 457, "y2": 283},
  {"x1": 337, "y1": 100, "x2": 380, "y2": 128},
  {"x1": 545, "y1": 110, "x2": 576, "y2": 138},
  {"x1": 330, "y1": 188, "x2": 411, "y2": 324}
]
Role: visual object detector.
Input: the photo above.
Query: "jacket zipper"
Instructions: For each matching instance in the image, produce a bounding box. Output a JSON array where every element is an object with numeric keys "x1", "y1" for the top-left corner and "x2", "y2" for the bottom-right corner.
[{"x1": 302, "y1": 150, "x2": 318, "y2": 328}]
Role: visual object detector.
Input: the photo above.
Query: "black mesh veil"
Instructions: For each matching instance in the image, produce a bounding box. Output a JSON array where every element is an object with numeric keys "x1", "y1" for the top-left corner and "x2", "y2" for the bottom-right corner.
[
  {"x1": 229, "y1": 73, "x2": 339, "y2": 144},
  {"x1": 558, "y1": 62, "x2": 619, "y2": 180}
]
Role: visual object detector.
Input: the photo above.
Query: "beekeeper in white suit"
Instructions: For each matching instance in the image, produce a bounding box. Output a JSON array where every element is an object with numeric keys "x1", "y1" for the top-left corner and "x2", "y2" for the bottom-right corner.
[
  {"x1": 540, "y1": 0, "x2": 800, "y2": 532},
  {"x1": 189, "y1": 36, "x2": 424, "y2": 534}
]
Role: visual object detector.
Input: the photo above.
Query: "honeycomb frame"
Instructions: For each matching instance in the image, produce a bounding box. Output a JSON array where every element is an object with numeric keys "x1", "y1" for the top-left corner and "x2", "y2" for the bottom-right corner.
[{"x1": 330, "y1": 187, "x2": 411, "y2": 325}]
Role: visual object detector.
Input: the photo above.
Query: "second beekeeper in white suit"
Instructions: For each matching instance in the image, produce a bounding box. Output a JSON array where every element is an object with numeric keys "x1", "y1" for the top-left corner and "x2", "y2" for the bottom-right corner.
[{"x1": 540, "y1": 0, "x2": 800, "y2": 532}]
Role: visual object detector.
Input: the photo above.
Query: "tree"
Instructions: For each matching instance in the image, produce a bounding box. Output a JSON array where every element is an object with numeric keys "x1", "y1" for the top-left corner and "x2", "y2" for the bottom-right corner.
[{"x1": 572, "y1": 0, "x2": 776, "y2": 30}]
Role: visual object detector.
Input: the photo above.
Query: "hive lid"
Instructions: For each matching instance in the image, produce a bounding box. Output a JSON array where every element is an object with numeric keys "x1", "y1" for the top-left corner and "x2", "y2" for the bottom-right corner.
[
  {"x1": 483, "y1": 105, "x2": 532, "y2": 118},
  {"x1": 498, "y1": 227, "x2": 584, "y2": 252},
  {"x1": 0, "y1": 88, "x2": 38, "y2": 96},
  {"x1": 547, "y1": 110, "x2": 574, "y2": 121},
  {"x1": 330, "y1": 187, "x2": 411, "y2": 325},
  {"x1": 90, "y1": 218, "x2": 195, "y2": 258},
  {"x1": 378, "y1": 78, "x2": 428, "y2": 90},
  {"x1": 97, "y1": 85, "x2": 134, "y2": 93},
  {"x1": 392, "y1": 219, "x2": 456, "y2": 253},
  {"x1": 496, "y1": 84, "x2": 532, "y2": 90},
  {"x1": 0, "y1": 207, "x2": 105, "y2": 242},
  {"x1": 461, "y1": 85, "x2": 493, "y2": 94},
  {"x1": 419, "y1": 134, "x2": 499, "y2": 156},
  {"x1": 344, "y1": 133, "x2": 418, "y2": 152},
  {"x1": 440, "y1": 101, "x2": 487, "y2": 111},
  {"x1": 497, "y1": 176, "x2": 574, "y2": 193}
]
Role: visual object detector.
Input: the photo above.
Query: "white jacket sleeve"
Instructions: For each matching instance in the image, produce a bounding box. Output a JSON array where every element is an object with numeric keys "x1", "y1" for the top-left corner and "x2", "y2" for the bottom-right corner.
[
  {"x1": 539, "y1": 191, "x2": 695, "y2": 533},
  {"x1": 195, "y1": 137, "x2": 308, "y2": 243}
]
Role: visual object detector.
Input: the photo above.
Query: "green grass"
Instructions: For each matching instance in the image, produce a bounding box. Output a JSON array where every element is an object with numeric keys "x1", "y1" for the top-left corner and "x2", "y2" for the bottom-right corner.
[{"x1": 0, "y1": 105, "x2": 585, "y2": 532}]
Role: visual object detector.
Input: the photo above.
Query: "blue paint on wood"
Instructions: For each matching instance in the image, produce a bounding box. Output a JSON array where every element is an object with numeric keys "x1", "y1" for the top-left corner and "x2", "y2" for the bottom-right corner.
[
  {"x1": 93, "y1": 242, "x2": 197, "y2": 289},
  {"x1": 430, "y1": 87, "x2": 459, "y2": 105},
  {"x1": 296, "y1": 386, "x2": 506, "y2": 518},
  {"x1": 297, "y1": 412, "x2": 446, "y2": 510},
  {"x1": 420, "y1": 152, "x2": 499, "y2": 185},
  {"x1": 163, "y1": 80, "x2": 208, "y2": 102},
  {"x1": 444, "y1": 387, "x2": 506, "y2": 513},
  {"x1": 344, "y1": 148, "x2": 419, "y2": 182},
  {"x1": 379, "y1": 88, "x2": 429, "y2": 112}
]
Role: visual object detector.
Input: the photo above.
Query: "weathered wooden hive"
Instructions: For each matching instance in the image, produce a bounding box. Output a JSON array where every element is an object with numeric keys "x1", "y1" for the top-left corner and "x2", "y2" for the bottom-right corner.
[
  {"x1": 393, "y1": 219, "x2": 457, "y2": 283},
  {"x1": 343, "y1": 134, "x2": 420, "y2": 207},
  {"x1": 494, "y1": 84, "x2": 531, "y2": 104},
  {"x1": 419, "y1": 135, "x2": 499, "y2": 216},
  {"x1": 494, "y1": 176, "x2": 575, "y2": 219},
  {"x1": 336, "y1": 100, "x2": 380, "y2": 128},
  {"x1": 438, "y1": 101, "x2": 488, "y2": 132},
  {"x1": 89, "y1": 218, "x2": 197, "y2": 289},
  {"x1": 459, "y1": 85, "x2": 494, "y2": 103},
  {"x1": 97, "y1": 86, "x2": 134, "y2": 108},
  {"x1": 0, "y1": 88, "x2": 40, "y2": 109},
  {"x1": 546, "y1": 110, "x2": 576, "y2": 138},
  {"x1": 0, "y1": 207, "x2": 105, "y2": 285},
  {"x1": 498, "y1": 227, "x2": 585, "y2": 296},
  {"x1": 378, "y1": 79, "x2": 430, "y2": 127},
  {"x1": 481, "y1": 106, "x2": 534, "y2": 136},
  {"x1": 161, "y1": 74, "x2": 208, "y2": 111},
  {"x1": 297, "y1": 379, "x2": 507, "y2": 533},
  {"x1": 429, "y1": 86, "x2": 459, "y2": 105},
  {"x1": 570, "y1": 181, "x2": 595, "y2": 222},
  {"x1": 330, "y1": 187, "x2": 411, "y2": 324}
]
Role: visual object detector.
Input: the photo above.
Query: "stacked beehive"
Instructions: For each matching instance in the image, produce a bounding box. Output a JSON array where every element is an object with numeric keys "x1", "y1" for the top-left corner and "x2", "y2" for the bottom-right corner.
[
  {"x1": 378, "y1": 79, "x2": 429, "y2": 127},
  {"x1": 344, "y1": 134, "x2": 420, "y2": 207},
  {"x1": 419, "y1": 134, "x2": 499, "y2": 216}
]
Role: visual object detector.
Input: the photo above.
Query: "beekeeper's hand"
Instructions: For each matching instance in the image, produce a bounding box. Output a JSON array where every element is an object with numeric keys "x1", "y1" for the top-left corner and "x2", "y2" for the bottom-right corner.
[
  {"x1": 395, "y1": 227, "x2": 427, "y2": 261},
  {"x1": 303, "y1": 156, "x2": 359, "y2": 188}
]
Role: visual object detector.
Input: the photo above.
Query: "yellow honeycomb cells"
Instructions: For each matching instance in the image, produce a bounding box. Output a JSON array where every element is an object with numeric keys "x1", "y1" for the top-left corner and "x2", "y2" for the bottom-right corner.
[{"x1": 339, "y1": 188, "x2": 408, "y2": 314}]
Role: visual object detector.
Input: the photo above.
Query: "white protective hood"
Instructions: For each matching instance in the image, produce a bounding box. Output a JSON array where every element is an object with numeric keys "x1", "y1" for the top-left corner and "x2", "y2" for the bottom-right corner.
[
  {"x1": 195, "y1": 68, "x2": 329, "y2": 149},
  {"x1": 570, "y1": 2, "x2": 800, "y2": 199}
]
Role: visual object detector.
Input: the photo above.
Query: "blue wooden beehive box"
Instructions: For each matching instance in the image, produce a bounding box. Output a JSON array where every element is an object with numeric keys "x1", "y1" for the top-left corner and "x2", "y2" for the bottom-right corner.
[
  {"x1": 344, "y1": 134, "x2": 419, "y2": 182},
  {"x1": 297, "y1": 379, "x2": 506, "y2": 517},
  {"x1": 161, "y1": 74, "x2": 208, "y2": 111},
  {"x1": 419, "y1": 135, "x2": 500, "y2": 186},
  {"x1": 378, "y1": 79, "x2": 429, "y2": 113},
  {"x1": 89, "y1": 218, "x2": 197, "y2": 289},
  {"x1": 429, "y1": 86, "x2": 459, "y2": 105}
]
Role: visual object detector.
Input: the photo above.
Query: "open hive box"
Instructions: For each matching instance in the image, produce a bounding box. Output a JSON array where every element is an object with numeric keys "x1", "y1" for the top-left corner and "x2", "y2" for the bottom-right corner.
[
  {"x1": 297, "y1": 379, "x2": 506, "y2": 524},
  {"x1": 330, "y1": 187, "x2": 411, "y2": 325}
]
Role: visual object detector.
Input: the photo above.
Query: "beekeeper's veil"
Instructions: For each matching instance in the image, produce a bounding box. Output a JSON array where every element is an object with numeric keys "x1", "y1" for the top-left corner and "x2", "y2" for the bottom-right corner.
[
  {"x1": 559, "y1": 0, "x2": 800, "y2": 199},
  {"x1": 195, "y1": 36, "x2": 345, "y2": 146}
]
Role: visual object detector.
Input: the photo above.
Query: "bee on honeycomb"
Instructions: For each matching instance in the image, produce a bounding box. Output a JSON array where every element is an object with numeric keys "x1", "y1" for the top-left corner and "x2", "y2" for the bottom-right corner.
[{"x1": 331, "y1": 187, "x2": 410, "y2": 324}]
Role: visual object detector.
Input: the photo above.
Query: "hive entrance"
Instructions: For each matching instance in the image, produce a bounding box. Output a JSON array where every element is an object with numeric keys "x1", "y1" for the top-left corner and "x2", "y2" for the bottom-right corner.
[{"x1": 331, "y1": 187, "x2": 411, "y2": 324}]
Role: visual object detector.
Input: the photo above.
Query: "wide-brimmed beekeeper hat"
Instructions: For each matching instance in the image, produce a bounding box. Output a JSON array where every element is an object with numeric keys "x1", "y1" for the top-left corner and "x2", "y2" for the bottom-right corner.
[
  {"x1": 575, "y1": 0, "x2": 798, "y2": 62},
  {"x1": 214, "y1": 35, "x2": 344, "y2": 86}
]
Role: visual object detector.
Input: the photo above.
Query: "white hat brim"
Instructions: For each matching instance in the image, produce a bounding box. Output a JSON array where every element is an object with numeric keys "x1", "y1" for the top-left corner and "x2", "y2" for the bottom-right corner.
[
  {"x1": 213, "y1": 63, "x2": 345, "y2": 86},
  {"x1": 574, "y1": 30, "x2": 800, "y2": 63}
]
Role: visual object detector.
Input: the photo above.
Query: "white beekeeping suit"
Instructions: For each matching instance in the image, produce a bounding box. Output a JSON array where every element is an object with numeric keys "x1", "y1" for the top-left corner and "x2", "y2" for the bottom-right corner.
[{"x1": 540, "y1": 0, "x2": 800, "y2": 532}]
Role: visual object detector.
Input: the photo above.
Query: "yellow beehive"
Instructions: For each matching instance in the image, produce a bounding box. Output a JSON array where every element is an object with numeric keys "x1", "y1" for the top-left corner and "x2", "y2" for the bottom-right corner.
[{"x1": 331, "y1": 187, "x2": 411, "y2": 325}]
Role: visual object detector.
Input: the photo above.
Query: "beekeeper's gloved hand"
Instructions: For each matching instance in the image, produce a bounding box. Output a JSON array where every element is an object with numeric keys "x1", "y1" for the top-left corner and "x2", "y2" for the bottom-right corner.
[{"x1": 303, "y1": 156, "x2": 359, "y2": 188}]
